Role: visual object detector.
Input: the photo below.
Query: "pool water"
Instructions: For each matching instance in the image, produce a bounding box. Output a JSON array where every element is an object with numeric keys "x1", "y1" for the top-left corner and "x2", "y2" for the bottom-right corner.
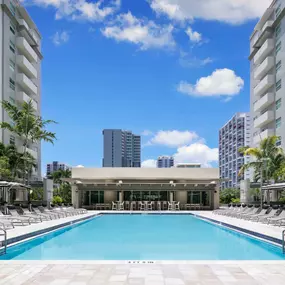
[{"x1": 1, "y1": 214, "x2": 285, "y2": 260}]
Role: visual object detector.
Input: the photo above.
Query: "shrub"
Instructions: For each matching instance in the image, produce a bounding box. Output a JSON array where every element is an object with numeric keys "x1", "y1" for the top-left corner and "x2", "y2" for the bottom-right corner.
[{"x1": 53, "y1": 196, "x2": 63, "y2": 205}]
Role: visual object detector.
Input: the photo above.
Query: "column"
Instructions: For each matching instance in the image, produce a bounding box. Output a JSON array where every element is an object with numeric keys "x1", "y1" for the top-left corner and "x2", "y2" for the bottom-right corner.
[
  {"x1": 213, "y1": 185, "x2": 220, "y2": 210},
  {"x1": 119, "y1": 191, "x2": 123, "y2": 202},
  {"x1": 72, "y1": 185, "x2": 79, "y2": 208},
  {"x1": 271, "y1": 190, "x2": 278, "y2": 202},
  {"x1": 169, "y1": 191, "x2": 174, "y2": 202}
]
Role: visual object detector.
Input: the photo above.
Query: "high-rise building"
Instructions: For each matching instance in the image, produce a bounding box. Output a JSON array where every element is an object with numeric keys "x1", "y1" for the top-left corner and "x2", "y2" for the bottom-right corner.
[
  {"x1": 46, "y1": 162, "x2": 71, "y2": 176},
  {"x1": 250, "y1": 0, "x2": 284, "y2": 149},
  {"x1": 102, "y1": 129, "x2": 141, "y2": 167},
  {"x1": 219, "y1": 113, "x2": 251, "y2": 189},
  {"x1": 157, "y1": 156, "x2": 174, "y2": 168},
  {"x1": 176, "y1": 163, "x2": 201, "y2": 168},
  {"x1": 0, "y1": 0, "x2": 42, "y2": 180}
]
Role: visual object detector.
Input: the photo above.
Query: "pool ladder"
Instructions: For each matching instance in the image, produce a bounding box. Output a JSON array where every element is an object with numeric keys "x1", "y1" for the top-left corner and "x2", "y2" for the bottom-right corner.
[
  {"x1": 282, "y1": 230, "x2": 285, "y2": 254},
  {"x1": 0, "y1": 228, "x2": 7, "y2": 256}
]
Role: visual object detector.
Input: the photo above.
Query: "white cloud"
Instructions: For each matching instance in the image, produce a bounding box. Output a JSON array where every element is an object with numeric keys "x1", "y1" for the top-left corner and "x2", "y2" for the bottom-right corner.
[
  {"x1": 26, "y1": 0, "x2": 120, "y2": 21},
  {"x1": 150, "y1": 0, "x2": 271, "y2": 24},
  {"x1": 185, "y1": 27, "x2": 202, "y2": 43},
  {"x1": 51, "y1": 31, "x2": 70, "y2": 45},
  {"x1": 142, "y1": 159, "x2": 157, "y2": 168},
  {"x1": 179, "y1": 51, "x2": 213, "y2": 68},
  {"x1": 101, "y1": 12, "x2": 175, "y2": 50},
  {"x1": 147, "y1": 130, "x2": 198, "y2": 147},
  {"x1": 174, "y1": 143, "x2": 218, "y2": 167},
  {"x1": 177, "y1": 68, "x2": 244, "y2": 99}
]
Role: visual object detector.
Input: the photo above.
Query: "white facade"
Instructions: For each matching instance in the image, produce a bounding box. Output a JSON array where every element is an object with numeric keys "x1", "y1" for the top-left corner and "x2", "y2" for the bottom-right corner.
[
  {"x1": 157, "y1": 156, "x2": 174, "y2": 168},
  {"x1": 250, "y1": 0, "x2": 284, "y2": 149},
  {"x1": 219, "y1": 113, "x2": 251, "y2": 189},
  {"x1": 46, "y1": 161, "x2": 71, "y2": 176},
  {"x1": 0, "y1": 0, "x2": 42, "y2": 180}
]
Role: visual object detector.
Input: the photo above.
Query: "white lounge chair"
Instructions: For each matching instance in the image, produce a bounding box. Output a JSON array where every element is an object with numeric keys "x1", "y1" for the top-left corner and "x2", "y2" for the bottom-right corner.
[
  {"x1": 0, "y1": 219, "x2": 14, "y2": 229},
  {"x1": 267, "y1": 210, "x2": 285, "y2": 225},
  {"x1": 112, "y1": 202, "x2": 117, "y2": 210},
  {"x1": 168, "y1": 202, "x2": 173, "y2": 211},
  {"x1": 175, "y1": 202, "x2": 180, "y2": 211},
  {"x1": 119, "y1": 202, "x2": 124, "y2": 210},
  {"x1": 246, "y1": 208, "x2": 268, "y2": 220},
  {"x1": 257, "y1": 209, "x2": 279, "y2": 223},
  {"x1": 239, "y1": 207, "x2": 261, "y2": 219}
]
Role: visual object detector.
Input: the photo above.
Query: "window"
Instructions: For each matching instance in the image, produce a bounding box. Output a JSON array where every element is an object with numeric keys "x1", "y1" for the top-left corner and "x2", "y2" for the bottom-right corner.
[
  {"x1": 276, "y1": 3, "x2": 282, "y2": 18},
  {"x1": 276, "y1": 60, "x2": 282, "y2": 72},
  {"x1": 10, "y1": 21, "x2": 15, "y2": 35},
  {"x1": 276, "y1": 79, "x2": 282, "y2": 92},
  {"x1": 9, "y1": 78, "x2": 15, "y2": 90},
  {"x1": 276, "y1": 98, "x2": 282, "y2": 110},
  {"x1": 276, "y1": 117, "x2": 282, "y2": 129},
  {"x1": 276, "y1": 24, "x2": 282, "y2": 40},
  {"x1": 276, "y1": 41, "x2": 282, "y2": 54},
  {"x1": 9, "y1": 1, "x2": 16, "y2": 16},
  {"x1": 9, "y1": 59, "x2": 15, "y2": 72},
  {"x1": 9, "y1": 96, "x2": 15, "y2": 105},
  {"x1": 9, "y1": 40, "x2": 15, "y2": 53},
  {"x1": 276, "y1": 137, "x2": 282, "y2": 146},
  {"x1": 9, "y1": 136, "x2": 15, "y2": 145}
]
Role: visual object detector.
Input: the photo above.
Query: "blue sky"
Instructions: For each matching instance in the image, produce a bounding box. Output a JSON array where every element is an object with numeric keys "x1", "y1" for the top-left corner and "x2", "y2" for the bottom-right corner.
[{"x1": 23, "y1": 0, "x2": 272, "y2": 173}]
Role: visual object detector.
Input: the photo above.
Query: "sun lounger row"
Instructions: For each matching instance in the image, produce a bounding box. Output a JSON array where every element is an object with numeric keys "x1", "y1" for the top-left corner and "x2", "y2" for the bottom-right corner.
[
  {"x1": 213, "y1": 205, "x2": 285, "y2": 226},
  {"x1": 0, "y1": 205, "x2": 87, "y2": 230}
]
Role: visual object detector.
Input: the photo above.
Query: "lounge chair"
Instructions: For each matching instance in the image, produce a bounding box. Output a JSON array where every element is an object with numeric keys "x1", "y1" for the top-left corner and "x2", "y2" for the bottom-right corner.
[
  {"x1": 130, "y1": 201, "x2": 136, "y2": 210},
  {"x1": 168, "y1": 202, "x2": 173, "y2": 211},
  {"x1": 0, "y1": 209, "x2": 31, "y2": 225},
  {"x1": 267, "y1": 210, "x2": 285, "y2": 225},
  {"x1": 219, "y1": 206, "x2": 238, "y2": 216},
  {"x1": 32, "y1": 207, "x2": 55, "y2": 220},
  {"x1": 175, "y1": 202, "x2": 180, "y2": 211},
  {"x1": 139, "y1": 202, "x2": 145, "y2": 211},
  {"x1": 239, "y1": 207, "x2": 261, "y2": 219},
  {"x1": 228, "y1": 206, "x2": 248, "y2": 217},
  {"x1": 21, "y1": 207, "x2": 51, "y2": 221},
  {"x1": 147, "y1": 202, "x2": 153, "y2": 211},
  {"x1": 119, "y1": 202, "x2": 124, "y2": 211},
  {"x1": 38, "y1": 206, "x2": 63, "y2": 218},
  {"x1": 112, "y1": 202, "x2": 117, "y2": 210},
  {"x1": 246, "y1": 208, "x2": 268, "y2": 220},
  {"x1": 257, "y1": 209, "x2": 279, "y2": 223},
  {"x1": 0, "y1": 219, "x2": 14, "y2": 229},
  {"x1": 9, "y1": 208, "x2": 41, "y2": 223}
]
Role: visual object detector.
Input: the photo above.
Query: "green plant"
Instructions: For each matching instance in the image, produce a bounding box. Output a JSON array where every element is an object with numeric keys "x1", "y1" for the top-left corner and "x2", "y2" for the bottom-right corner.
[
  {"x1": 51, "y1": 169, "x2": 72, "y2": 203},
  {"x1": 231, "y1": 198, "x2": 240, "y2": 203},
  {"x1": 0, "y1": 100, "x2": 56, "y2": 184},
  {"x1": 278, "y1": 197, "x2": 285, "y2": 204},
  {"x1": 220, "y1": 188, "x2": 240, "y2": 204},
  {"x1": 30, "y1": 187, "x2": 44, "y2": 201},
  {"x1": 53, "y1": 196, "x2": 63, "y2": 205}
]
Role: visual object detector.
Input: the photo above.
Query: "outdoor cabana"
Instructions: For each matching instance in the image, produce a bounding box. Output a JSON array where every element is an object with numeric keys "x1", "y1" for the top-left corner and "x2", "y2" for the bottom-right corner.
[
  {"x1": 262, "y1": 182, "x2": 285, "y2": 202},
  {"x1": 0, "y1": 181, "x2": 30, "y2": 205},
  {"x1": 66, "y1": 167, "x2": 220, "y2": 210}
]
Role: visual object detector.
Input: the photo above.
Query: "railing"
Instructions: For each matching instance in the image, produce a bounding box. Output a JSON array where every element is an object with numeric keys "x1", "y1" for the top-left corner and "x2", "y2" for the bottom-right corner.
[
  {"x1": 0, "y1": 228, "x2": 7, "y2": 256},
  {"x1": 282, "y1": 230, "x2": 285, "y2": 254}
]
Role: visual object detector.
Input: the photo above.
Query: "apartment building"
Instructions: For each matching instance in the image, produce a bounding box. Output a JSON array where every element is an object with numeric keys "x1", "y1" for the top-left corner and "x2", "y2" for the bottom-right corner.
[
  {"x1": 102, "y1": 129, "x2": 141, "y2": 167},
  {"x1": 0, "y1": 0, "x2": 42, "y2": 180},
  {"x1": 219, "y1": 113, "x2": 251, "y2": 189},
  {"x1": 157, "y1": 156, "x2": 174, "y2": 168},
  {"x1": 46, "y1": 161, "x2": 71, "y2": 176},
  {"x1": 250, "y1": 0, "x2": 284, "y2": 149}
]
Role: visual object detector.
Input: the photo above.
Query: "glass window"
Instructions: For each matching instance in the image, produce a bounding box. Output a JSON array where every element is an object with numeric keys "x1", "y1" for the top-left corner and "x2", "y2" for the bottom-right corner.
[
  {"x1": 276, "y1": 98, "x2": 281, "y2": 110},
  {"x1": 9, "y1": 59, "x2": 15, "y2": 72},
  {"x1": 276, "y1": 137, "x2": 282, "y2": 146},
  {"x1": 9, "y1": 40, "x2": 15, "y2": 53},
  {"x1": 276, "y1": 3, "x2": 282, "y2": 18},
  {"x1": 276, "y1": 24, "x2": 282, "y2": 40},
  {"x1": 276, "y1": 41, "x2": 282, "y2": 54},
  {"x1": 276, "y1": 60, "x2": 282, "y2": 72},
  {"x1": 10, "y1": 21, "x2": 15, "y2": 35},
  {"x1": 276, "y1": 117, "x2": 282, "y2": 129},
  {"x1": 9, "y1": 78, "x2": 15, "y2": 90},
  {"x1": 9, "y1": 96, "x2": 15, "y2": 105},
  {"x1": 9, "y1": 1, "x2": 16, "y2": 16},
  {"x1": 276, "y1": 79, "x2": 282, "y2": 92},
  {"x1": 9, "y1": 135, "x2": 15, "y2": 145}
]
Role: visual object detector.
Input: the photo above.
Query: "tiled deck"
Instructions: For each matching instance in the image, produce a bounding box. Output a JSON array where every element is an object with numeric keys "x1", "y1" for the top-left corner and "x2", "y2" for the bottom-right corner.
[{"x1": 1, "y1": 262, "x2": 285, "y2": 285}]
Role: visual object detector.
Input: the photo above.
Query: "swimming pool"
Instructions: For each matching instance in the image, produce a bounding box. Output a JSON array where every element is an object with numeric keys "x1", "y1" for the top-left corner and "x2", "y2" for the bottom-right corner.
[{"x1": 1, "y1": 214, "x2": 285, "y2": 260}]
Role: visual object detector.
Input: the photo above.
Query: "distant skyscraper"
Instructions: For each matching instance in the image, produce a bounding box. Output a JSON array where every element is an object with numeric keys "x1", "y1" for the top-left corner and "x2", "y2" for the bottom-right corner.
[
  {"x1": 46, "y1": 161, "x2": 70, "y2": 176},
  {"x1": 102, "y1": 129, "x2": 141, "y2": 167},
  {"x1": 157, "y1": 156, "x2": 174, "y2": 168},
  {"x1": 219, "y1": 113, "x2": 251, "y2": 189}
]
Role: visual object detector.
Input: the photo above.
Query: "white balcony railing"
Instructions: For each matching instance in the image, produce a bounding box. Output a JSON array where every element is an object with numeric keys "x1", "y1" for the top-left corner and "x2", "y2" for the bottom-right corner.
[
  {"x1": 17, "y1": 91, "x2": 38, "y2": 110},
  {"x1": 18, "y1": 146, "x2": 38, "y2": 160},
  {"x1": 261, "y1": 20, "x2": 274, "y2": 33},
  {"x1": 18, "y1": 19, "x2": 29, "y2": 31},
  {"x1": 254, "y1": 56, "x2": 274, "y2": 80},
  {"x1": 253, "y1": 75, "x2": 274, "y2": 97},
  {"x1": 253, "y1": 129, "x2": 275, "y2": 145},
  {"x1": 16, "y1": 37, "x2": 37, "y2": 62},
  {"x1": 253, "y1": 93, "x2": 274, "y2": 113},
  {"x1": 16, "y1": 55, "x2": 37, "y2": 79},
  {"x1": 253, "y1": 39, "x2": 274, "y2": 65},
  {"x1": 254, "y1": 110, "x2": 275, "y2": 129},
  {"x1": 17, "y1": 73, "x2": 37, "y2": 95}
]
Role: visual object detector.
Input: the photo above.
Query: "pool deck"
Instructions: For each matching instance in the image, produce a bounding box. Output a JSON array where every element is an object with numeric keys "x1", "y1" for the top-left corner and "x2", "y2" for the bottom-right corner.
[{"x1": 1, "y1": 211, "x2": 285, "y2": 284}]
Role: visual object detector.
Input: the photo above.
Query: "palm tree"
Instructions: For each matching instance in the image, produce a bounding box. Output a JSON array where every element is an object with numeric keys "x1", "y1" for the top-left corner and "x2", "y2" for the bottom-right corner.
[
  {"x1": 0, "y1": 100, "x2": 56, "y2": 184},
  {"x1": 239, "y1": 136, "x2": 285, "y2": 183},
  {"x1": 51, "y1": 169, "x2": 72, "y2": 203}
]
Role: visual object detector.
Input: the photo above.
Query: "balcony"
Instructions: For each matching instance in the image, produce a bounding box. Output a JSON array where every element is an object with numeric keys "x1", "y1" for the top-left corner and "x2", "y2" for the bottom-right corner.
[
  {"x1": 16, "y1": 37, "x2": 37, "y2": 62},
  {"x1": 253, "y1": 93, "x2": 274, "y2": 112},
  {"x1": 261, "y1": 20, "x2": 274, "y2": 33},
  {"x1": 18, "y1": 146, "x2": 38, "y2": 159},
  {"x1": 17, "y1": 73, "x2": 37, "y2": 95},
  {"x1": 253, "y1": 20, "x2": 274, "y2": 49},
  {"x1": 18, "y1": 19, "x2": 29, "y2": 31},
  {"x1": 254, "y1": 57, "x2": 274, "y2": 80},
  {"x1": 17, "y1": 91, "x2": 38, "y2": 110},
  {"x1": 17, "y1": 55, "x2": 37, "y2": 79},
  {"x1": 254, "y1": 110, "x2": 274, "y2": 129},
  {"x1": 253, "y1": 129, "x2": 275, "y2": 145},
  {"x1": 253, "y1": 75, "x2": 274, "y2": 97}
]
